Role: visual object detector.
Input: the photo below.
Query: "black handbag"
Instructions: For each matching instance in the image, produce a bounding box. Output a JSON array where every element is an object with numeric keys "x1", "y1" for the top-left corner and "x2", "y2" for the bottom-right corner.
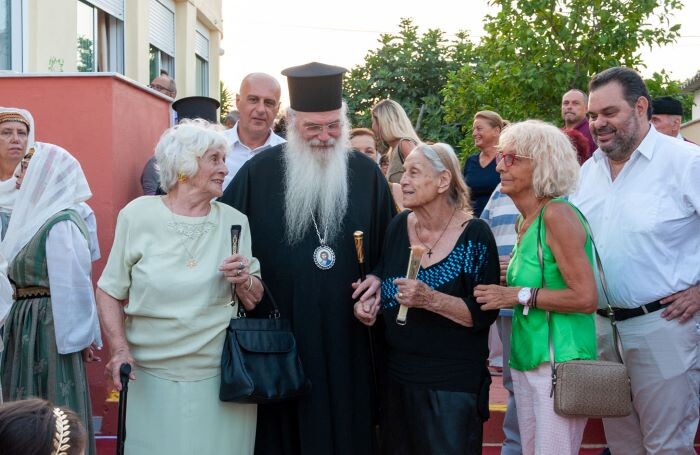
[{"x1": 219, "y1": 279, "x2": 312, "y2": 403}]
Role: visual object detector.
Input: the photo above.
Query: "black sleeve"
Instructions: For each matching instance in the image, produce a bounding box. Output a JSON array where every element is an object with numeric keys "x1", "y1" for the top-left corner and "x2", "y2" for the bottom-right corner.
[
  {"x1": 370, "y1": 210, "x2": 407, "y2": 279},
  {"x1": 219, "y1": 160, "x2": 251, "y2": 214},
  {"x1": 366, "y1": 162, "x2": 398, "y2": 274},
  {"x1": 462, "y1": 219, "x2": 501, "y2": 332}
]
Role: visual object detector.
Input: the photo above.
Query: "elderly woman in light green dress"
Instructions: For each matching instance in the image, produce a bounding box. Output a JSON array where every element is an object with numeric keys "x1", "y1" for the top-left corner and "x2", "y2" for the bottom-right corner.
[{"x1": 96, "y1": 119, "x2": 264, "y2": 454}]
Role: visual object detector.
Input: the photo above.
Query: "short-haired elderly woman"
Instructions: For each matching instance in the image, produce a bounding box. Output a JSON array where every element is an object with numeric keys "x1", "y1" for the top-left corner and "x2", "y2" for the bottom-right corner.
[
  {"x1": 96, "y1": 120, "x2": 264, "y2": 454},
  {"x1": 474, "y1": 120, "x2": 597, "y2": 455},
  {"x1": 353, "y1": 143, "x2": 500, "y2": 454}
]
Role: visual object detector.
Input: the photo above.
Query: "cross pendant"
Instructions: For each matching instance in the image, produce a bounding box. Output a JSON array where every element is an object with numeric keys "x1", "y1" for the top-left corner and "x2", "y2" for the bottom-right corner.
[{"x1": 427, "y1": 250, "x2": 433, "y2": 258}]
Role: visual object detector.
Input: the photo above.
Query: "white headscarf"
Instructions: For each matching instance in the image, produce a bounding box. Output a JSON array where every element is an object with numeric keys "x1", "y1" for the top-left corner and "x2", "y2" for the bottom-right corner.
[
  {"x1": 0, "y1": 107, "x2": 36, "y2": 211},
  {"x1": 0, "y1": 142, "x2": 92, "y2": 266},
  {"x1": 0, "y1": 252, "x2": 11, "y2": 341}
]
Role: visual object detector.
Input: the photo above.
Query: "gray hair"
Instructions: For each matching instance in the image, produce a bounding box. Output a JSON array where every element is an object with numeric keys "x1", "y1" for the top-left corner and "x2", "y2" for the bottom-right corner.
[
  {"x1": 413, "y1": 142, "x2": 472, "y2": 212},
  {"x1": 155, "y1": 118, "x2": 228, "y2": 192}
]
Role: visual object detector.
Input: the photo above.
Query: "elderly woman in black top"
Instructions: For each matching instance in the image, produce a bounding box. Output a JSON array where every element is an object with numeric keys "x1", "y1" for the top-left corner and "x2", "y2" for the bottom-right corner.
[{"x1": 353, "y1": 142, "x2": 500, "y2": 454}]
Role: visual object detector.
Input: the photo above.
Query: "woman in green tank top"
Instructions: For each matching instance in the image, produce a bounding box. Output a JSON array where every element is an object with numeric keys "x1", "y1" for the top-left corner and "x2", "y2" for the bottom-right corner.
[{"x1": 474, "y1": 120, "x2": 597, "y2": 455}]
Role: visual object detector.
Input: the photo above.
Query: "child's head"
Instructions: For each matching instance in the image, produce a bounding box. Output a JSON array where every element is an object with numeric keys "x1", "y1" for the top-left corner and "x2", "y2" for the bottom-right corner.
[{"x1": 0, "y1": 398, "x2": 86, "y2": 455}]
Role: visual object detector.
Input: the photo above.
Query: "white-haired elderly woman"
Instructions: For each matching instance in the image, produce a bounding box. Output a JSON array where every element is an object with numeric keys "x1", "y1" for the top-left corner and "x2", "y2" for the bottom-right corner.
[
  {"x1": 353, "y1": 143, "x2": 500, "y2": 454},
  {"x1": 474, "y1": 120, "x2": 597, "y2": 455},
  {"x1": 96, "y1": 119, "x2": 264, "y2": 454}
]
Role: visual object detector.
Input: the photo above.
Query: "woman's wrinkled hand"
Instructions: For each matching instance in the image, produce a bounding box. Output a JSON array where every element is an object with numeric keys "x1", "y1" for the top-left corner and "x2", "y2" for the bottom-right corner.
[
  {"x1": 82, "y1": 342, "x2": 102, "y2": 363},
  {"x1": 474, "y1": 284, "x2": 518, "y2": 311},
  {"x1": 219, "y1": 254, "x2": 250, "y2": 286},
  {"x1": 105, "y1": 348, "x2": 136, "y2": 392},
  {"x1": 352, "y1": 275, "x2": 381, "y2": 326},
  {"x1": 393, "y1": 278, "x2": 434, "y2": 310}
]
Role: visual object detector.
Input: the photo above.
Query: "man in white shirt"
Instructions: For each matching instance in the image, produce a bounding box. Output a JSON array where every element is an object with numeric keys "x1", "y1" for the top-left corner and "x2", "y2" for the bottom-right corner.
[
  {"x1": 222, "y1": 73, "x2": 286, "y2": 189},
  {"x1": 571, "y1": 67, "x2": 699, "y2": 455}
]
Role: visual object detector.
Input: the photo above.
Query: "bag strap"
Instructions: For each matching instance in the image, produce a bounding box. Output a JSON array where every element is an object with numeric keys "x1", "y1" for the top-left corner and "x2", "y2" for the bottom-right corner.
[
  {"x1": 236, "y1": 277, "x2": 281, "y2": 320},
  {"x1": 396, "y1": 138, "x2": 417, "y2": 164},
  {"x1": 535, "y1": 203, "x2": 624, "y2": 396}
]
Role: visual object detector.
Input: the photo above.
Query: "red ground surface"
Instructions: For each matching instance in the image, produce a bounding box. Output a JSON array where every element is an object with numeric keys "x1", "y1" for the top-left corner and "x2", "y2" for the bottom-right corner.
[{"x1": 95, "y1": 375, "x2": 700, "y2": 454}]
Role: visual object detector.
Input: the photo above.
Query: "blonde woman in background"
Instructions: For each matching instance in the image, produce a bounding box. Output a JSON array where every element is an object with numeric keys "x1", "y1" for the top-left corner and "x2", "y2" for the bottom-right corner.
[{"x1": 371, "y1": 99, "x2": 420, "y2": 184}]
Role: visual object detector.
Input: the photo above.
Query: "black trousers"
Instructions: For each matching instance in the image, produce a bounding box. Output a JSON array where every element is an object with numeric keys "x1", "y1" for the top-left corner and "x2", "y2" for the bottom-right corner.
[{"x1": 380, "y1": 378, "x2": 489, "y2": 455}]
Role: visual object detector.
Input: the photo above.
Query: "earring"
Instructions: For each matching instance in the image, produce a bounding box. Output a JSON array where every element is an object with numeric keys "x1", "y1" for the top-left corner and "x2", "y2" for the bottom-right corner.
[{"x1": 177, "y1": 172, "x2": 187, "y2": 183}]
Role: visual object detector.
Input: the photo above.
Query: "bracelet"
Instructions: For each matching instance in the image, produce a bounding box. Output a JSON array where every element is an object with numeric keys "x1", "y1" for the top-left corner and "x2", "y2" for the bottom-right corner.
[
  {"x1": 529, "y1": 288, "x2": 539, "y2": 309},
  {"x1": 245, "y1": 275, "x2": 254, "y2": 292}
]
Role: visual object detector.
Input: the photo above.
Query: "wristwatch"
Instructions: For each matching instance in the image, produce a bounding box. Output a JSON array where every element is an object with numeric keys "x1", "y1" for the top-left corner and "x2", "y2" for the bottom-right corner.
[{"x1": 518, "y1": 287, "x2": 532, "y2": 315}]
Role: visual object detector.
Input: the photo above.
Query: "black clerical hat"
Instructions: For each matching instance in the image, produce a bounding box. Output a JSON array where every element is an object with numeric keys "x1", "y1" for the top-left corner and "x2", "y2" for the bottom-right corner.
[
  {"x1": 172, "y1": 96, "x2": 220, "y2": 123},
  {"x1": 652, "y1": 96, "x2": 683, "y2": 116},
  {"x1": 282, "y1": 62, "x2": 347, "y2": 112}
]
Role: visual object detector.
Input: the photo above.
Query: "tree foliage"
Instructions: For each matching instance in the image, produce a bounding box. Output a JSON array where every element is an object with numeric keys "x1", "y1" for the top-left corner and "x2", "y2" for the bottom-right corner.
[
  {"x1": 343, "y1": 18, "x2": 476, "y2": 148},
  {"x1": 442, "y1": 0, "x2": 684, "y2": 154},
  {"x1": 77, "y1": 36, "x2": 94, "y2": 72},
  {"x1": 644, "y1": 71, "x2": 694, "y2": 122},
  {"x1": 219, "y1": 81, "x2": 234, "y2": 124}
]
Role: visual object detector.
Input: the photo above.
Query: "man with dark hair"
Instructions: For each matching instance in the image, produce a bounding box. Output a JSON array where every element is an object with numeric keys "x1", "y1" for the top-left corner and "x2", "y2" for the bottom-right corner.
[
  {"x1": 571, "y1": 67, "x2": 699, "y2": 454},
  {"x1": 561, "y1": 89, "x2": 595, "y2": 160},
  {"x1": 651, "y1": 96, "x2": 696, "y2": 143},
  {"x1": 221, "y1": 62, "x2": 395, "y2": 455}
]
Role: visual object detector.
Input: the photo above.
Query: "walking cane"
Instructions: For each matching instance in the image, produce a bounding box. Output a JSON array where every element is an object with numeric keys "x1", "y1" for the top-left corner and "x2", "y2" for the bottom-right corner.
[
  {"x1": 117, "y1": 363, "x2": 131, "y2": 455},
  {"x1": 353, "y1": 231, "x2": 380, "y2": 446}
]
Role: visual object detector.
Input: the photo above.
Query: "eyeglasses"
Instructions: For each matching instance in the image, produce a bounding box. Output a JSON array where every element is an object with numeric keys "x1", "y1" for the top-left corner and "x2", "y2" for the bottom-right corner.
[
  {"x1": 149, "y1": 84, "x2": 172, "y2": 94},
  {"x1": 496, "y1": 151, "x2": 531, "y2": 167},
  {"x1": 303, "y1": 121, "x2": 342, "y2": 136}
]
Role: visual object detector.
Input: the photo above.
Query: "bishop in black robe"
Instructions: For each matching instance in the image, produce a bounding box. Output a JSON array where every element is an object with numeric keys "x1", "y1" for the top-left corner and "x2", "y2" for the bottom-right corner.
[{"x1": 220, "y1": 144, "x2": 396, "y2": 454}]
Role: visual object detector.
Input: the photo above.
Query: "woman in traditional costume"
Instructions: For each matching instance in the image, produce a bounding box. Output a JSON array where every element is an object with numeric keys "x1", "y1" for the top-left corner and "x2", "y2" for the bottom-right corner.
[
  {"x1": 97, "y1": 119, "x2": 263, "y2": 454},
  {"x1": 0, "y1": 142, "x2": 102, "y2": 455},
  {"x1": 0, "y1": 107, "x2": 35, "y2": 238}
]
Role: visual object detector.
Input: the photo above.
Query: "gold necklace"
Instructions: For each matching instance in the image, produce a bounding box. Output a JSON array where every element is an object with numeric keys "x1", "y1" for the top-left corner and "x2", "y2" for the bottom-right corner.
[
  {"x1": 414, "y1": 208, "x2": 457, "y2": 258},
  {"x1": 165, "y1": 197, "x2": 212, "y2": 268}
]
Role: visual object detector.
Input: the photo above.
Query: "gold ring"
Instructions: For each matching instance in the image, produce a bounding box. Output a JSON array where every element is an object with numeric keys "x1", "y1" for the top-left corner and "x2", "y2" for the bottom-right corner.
[{"x1": 397, "y1": 292, "x2": 403, "y2": 299}]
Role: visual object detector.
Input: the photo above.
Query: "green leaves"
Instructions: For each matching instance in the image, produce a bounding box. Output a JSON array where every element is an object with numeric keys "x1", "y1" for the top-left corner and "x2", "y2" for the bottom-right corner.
[{"x1": 343, "y1": 1, "x2": 685, "y2": 161}]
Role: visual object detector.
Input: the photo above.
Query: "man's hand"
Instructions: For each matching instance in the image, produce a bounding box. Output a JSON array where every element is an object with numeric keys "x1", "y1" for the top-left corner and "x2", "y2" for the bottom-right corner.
[{"x1": 660, "y1": 285, "x2": 700, "y2": 323}]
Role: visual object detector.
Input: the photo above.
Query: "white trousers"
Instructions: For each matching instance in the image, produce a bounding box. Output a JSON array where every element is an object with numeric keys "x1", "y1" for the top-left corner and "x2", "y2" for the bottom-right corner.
[
  {"x1": 596, "y1": 312, "x2": 699, "y2": 455},
  {"x1": 512, "y1": 363, "x2": 587, "y2": 455}
]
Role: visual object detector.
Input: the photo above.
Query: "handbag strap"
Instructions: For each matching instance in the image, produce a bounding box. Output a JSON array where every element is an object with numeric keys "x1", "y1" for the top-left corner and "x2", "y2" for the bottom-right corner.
[
  {"x1": 236, "y1": 277, "x2": 281, "y2": 319},
  {"x1": 534, "y1": 203, "x2": 624, "y2": 395}
]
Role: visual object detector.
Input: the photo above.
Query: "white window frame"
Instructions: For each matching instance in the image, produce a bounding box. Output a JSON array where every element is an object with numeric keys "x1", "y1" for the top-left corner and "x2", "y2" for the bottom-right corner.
[
  {"x1": 77, "y1": 0, "x2": 124, "y2": 73},
  {"x1": 1, "y1": 0, "x2": 23, "y2": 71},
  {"x1": 195, "y1": 55, "x2": 208, "y2": 96}
]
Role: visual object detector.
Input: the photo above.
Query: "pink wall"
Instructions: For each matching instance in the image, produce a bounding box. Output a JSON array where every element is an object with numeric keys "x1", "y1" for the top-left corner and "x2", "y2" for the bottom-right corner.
[{"x1": 0, "y1": 73, "x2": 170, "y2": 435}]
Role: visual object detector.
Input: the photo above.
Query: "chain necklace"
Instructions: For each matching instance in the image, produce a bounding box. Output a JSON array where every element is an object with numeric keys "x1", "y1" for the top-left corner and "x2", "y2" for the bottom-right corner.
[
  {"x1": 414, "y1": 208, "x2": 457, "y2": 258},
  {"x1": 311, "y1": 212, "x2": 336, "y2": 270},
  {"x1": 165, "y1": 197, "x2": 211, "y2": 268}
]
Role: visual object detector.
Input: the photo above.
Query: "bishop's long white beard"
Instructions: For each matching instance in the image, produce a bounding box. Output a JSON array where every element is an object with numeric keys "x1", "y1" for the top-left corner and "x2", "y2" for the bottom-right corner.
[{"x1": 283, "y1": 126, "x2": 349, "y2": 246}]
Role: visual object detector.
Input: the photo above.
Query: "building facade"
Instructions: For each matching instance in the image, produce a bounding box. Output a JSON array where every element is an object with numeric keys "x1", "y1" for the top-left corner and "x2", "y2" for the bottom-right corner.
[
  {"x1": 1, "y1": 0, "x2": 222, "y2": 99},
  {"x1": 681, "y1": 70, "x2": 700, "y2": 143}
]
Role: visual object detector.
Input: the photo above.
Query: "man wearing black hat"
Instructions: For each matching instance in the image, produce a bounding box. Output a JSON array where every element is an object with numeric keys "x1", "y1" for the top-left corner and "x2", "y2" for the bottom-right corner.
[
  {"x1": 651, "y1": 96, "x2": 696, "y2": 144},
  {"x1": 221, "y1": 62, "x2": 395, "y2": 455}
]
